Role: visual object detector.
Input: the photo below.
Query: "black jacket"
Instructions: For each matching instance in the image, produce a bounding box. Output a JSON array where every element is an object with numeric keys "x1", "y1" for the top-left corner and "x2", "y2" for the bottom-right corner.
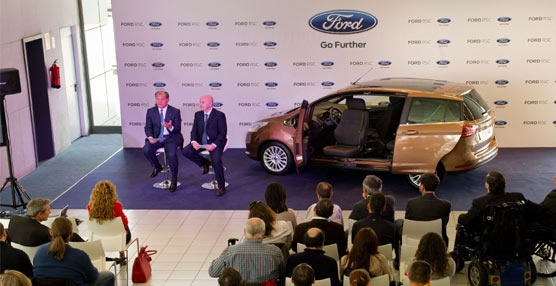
[
  {"x1": 292, "y1": 218, "x2": 347, "y2": 258},
  {"x1": 405, "y1": 193, "x2": 451, "y2": 244},
  {"x1": 8, "y1": 215, "x2": 51, "y2": 246},
  {"x1": 458, "y1": 192, "x2": 527, "y2": 229},
  {"x1": 286, "y1": 249, "x2": 340, "y2": 286},
  {"x1": 349, "y1": 195, "x2": 396, "y2": 223},
  {"x1": 352, "y1": 213, "x2": 396, "y2": 247},
  {"x1": 0, "y1": 241, "x2": 33, "y2": 277}
]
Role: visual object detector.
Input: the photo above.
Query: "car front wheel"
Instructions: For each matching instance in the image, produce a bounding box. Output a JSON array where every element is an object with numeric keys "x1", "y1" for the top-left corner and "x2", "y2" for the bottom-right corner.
[{"x1": 260, "y1": 142, "x2": 293, "y2": 175}]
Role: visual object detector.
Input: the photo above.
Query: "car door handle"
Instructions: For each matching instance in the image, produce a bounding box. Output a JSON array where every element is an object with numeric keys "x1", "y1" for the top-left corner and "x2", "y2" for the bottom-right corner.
[{"x1": 403, "y1": 130, "x2": 418, "y2": 135}]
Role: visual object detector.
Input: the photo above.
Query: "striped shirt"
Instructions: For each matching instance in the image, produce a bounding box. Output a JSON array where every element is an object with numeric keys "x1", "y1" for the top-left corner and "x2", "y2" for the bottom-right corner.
[{"x1": 209, "y1": 238, "x2": 285, "y2": 283}]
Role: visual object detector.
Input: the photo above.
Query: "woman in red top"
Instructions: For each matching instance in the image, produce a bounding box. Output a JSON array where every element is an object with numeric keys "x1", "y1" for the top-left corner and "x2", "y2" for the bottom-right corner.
[{"x1": 87, "y1": 180, "x2": 131, "y2": 244}]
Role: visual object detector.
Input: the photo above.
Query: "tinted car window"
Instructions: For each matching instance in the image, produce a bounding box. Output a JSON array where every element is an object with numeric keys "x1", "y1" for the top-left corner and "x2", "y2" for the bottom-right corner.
[
  {"x1": 408, "y1": 98, "x2": 461, "y2": 124},
  {"x1": 462, "y1": 89, "x2": 489, "y2": 121}
]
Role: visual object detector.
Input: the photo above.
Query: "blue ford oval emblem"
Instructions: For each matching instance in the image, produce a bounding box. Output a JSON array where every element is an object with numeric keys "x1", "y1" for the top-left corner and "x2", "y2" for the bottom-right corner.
[
  {"x1": 378, "y1": 101, "x2": 390, "y2": 106},
  {"x1": 495, "y1": 120, "x2": 507, "y2": 126},
  {"x1": 213, "y1": 102, "x2": 223, "y2": 107},
  {"x1": 309, "y1": 10, "x2": 378, "y2": 34},
  {"x1": 150, "y1": 42, "x2": 164, "y2": 47},
  {"x1": 497, "y1": 38, "x2": 511, "y2": 43},
  {"x1": 152, "y1": 62, "x2": 165, "y2": 67},
  {"x1": 437, "y1": 39, "x2": 451, "y2": 44},
  {"x1": 436, "y1": 60, "x2": 450, "y2": 65},
  {"x1": 206, "y1": 21, "x2": 219, "y2": 27},
  {"x1": 153, "y1": 82, "x2": 166, "y2": 87},
  {"x1": 496, "y1": 59, "x2": 510, "y2": 64},
  {"x1": 497, "y1": 17, "x2": 512, "y2": 22},
  {"x1": 494, "y1": 100, "x2": 508, "y2": 105},
  {"x1": 209, "y1": 82, "x2": 222, "y2": 87},
  {"x1": 266, "y1": 102, "x2": 279, "y2": 107},
  {"x1": 149, "y1": 22, "x2": 162, "y2": 27},
  {"x1": 321, "y1": 81, "x2": 335, "y2": 86},
  {"x1": 495, "y1": 80, "x2": 509, "y2": 85},
  {"x1": 321, "y1": 61, "x2": 334, "y2": 66},
  {"x1": 264, "y1": 62, "x2": 278, "y2": 67},
  {"x1": 265, "y1": 82, "x2": 278, "y2": 87},
  {"x1": 553, "y1": 120, "x2": 556, "y2": 125},
  {"x1": 437, "y1": 18, "x2": 451, "y2": 23},
  {"x1": 263, "y1": 21, "x2": 276, "y2": 26},
  {"x1": 207, "y1": 42, "x2": 220, "y2": 47},
  {"x1": 378, "y1": 60, "x2": 391, "y2": 66},
  {"x1": 208, "y1": 62, "x2": 221, "y2": 67},
  {"x1": 264, "y1": 41, "x2": 277, "y2": 47}
]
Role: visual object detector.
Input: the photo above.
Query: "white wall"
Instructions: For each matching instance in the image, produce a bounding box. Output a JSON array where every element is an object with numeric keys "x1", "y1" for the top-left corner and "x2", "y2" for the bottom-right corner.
[{"x1": 0, "y1": 0, "x2": 85, "y2": 179}]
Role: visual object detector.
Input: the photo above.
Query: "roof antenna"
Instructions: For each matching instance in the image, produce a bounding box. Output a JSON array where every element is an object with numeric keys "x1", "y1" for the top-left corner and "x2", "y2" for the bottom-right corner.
[{"x1": 351, "y1": 66, "x2": 373, "y2": 86}]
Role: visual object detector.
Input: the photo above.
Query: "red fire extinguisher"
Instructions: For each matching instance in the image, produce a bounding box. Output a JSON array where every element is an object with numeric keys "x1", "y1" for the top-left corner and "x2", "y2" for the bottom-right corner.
[{"x1": 49, "y1": 60, "x2": 61, "y2": 89}]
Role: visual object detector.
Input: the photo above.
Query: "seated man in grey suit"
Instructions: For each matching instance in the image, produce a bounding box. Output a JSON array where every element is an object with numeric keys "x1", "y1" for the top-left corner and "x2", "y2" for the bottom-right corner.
[{"x1": 349, "y1": 175, "x2": 396, "y2": 223}]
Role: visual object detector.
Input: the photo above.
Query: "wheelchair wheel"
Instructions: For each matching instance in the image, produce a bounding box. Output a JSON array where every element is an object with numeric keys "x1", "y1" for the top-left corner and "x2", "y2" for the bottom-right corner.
[
  {"x1": 528, "y1": 257, "x2": 537, "y2": 284},
  {"x1": 468, "y1": 260, "x2": 488, "y2": 286},
  {"x1": 450, "y1": 251, "x2": 465, "y2": 273}
]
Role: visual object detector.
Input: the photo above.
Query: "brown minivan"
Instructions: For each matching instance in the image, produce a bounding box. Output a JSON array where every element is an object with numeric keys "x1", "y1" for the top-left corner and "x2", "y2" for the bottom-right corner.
[{"x1": 245, "y1": 78, "x2": 498, "y2": 188}]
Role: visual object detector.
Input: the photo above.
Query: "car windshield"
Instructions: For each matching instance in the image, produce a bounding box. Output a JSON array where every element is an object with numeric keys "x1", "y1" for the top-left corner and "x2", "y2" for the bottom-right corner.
[{"x1": 462, "y1": 89, "x2": 490, "y2": 121}]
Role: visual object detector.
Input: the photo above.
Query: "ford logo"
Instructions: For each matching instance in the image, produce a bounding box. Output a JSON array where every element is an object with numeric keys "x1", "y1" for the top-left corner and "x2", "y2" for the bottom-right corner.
[
  {"x1": 309, "y1": 10, "x2": 378, "y2": 34},
  {"x1": 264, "y1": 41, "x2": 277, "y2": 47},
  {"x1": 150, "y1": 42, "x2": 164, "y2": 47},
  {"x1": 266, "y1": 102, "x2": 279, "y2": 107},
  {"x1": 436, "y1": 60, "x2": 450, "y2": 65},
  {"x1": 321, "y1": 61, "x2": 334, "y2": 66},
  {"x1": 497, "y1": 38, "x2": 511, "y2": 43},
  {"x1": 148, "y1": 22, "x2": 162, "y2": 27},
  {"x1": 265, "y1": 82, "x2": 278, "y2": 87},
  {"x1": 437, "y1": 18, "x2": 451, "y2": 23},
  {"x1": 496, "y1": 59, "x2": 510, "y2": 64},
  {"x1": 207, "y1": 42, "x2": 220, "y2": 47},
  {"x1": 495, "y1": 120, "x2": 508, "y2": 126},
  {"x1": 153, "y1": 82, "x2": 166, "y2": 87},
  {"x1": 263, "y1": 21, "x2": 276, "y2": 26},
  {"x1": 213, "y1": 102, "x2": 223, "y2": 107},
  {"x1": 553, "y1": 120, "x2": 556, "y2": 125},
  {"x1": 378, "y1": 101, "x2": 390, "y2": 106},
  {"x1": 495, "y1": 80, "x2": 509, "y2": 85},
  {"x1": 497, "y1": 17, "x2": 512, "y2": 22},
  {"x1": 378, "y1": 60, "x2": 391, "y2": 66},
  {"x1": 494, "y1": 100, "x2": 508, "y2": 105},
  {"x1": 209, "y1": 82, "x2": 222, "y2": 87},
  {"x1": 206, "y1": 21, "x2": 219, "y2": 27},
  {"x1": 208, "y1": 62, "x2": 221, "y2": 67},
  {"x1": 437, "y1": 39, "x2": 451, "y2": 44},
  {"x1": 321, "y1": 81, "x2": 335, "y2": 86},
  {"x1": 152, "y1": 62, "x2": 165, "y2": 67},
  {"x1": 264, "y1": 62, "x2": 278, "y2": 67}
]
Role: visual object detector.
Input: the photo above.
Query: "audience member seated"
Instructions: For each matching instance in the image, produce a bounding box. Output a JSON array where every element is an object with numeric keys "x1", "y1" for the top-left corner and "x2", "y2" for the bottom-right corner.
[
  {"x1": 286, "y1": 228, "x2": 340, "y2": 286},
  {"x1": 0, "y1": 270, "x2": 32, "y2": 286},
  {"x1": 209, "y1": 218, "x2": 285, "y2": 284},
  {"x1": 540, "y1": 173, "x2": 556, "y2": 230},
  {"x1": 33, "y1": 217, "x2": 115, "y2": 286},
  {"x1": 405, "y1": 232, "x2": 455, "y2": 280},
  {"x1": 340, "y1": 227, "x2": 393, "y2": 282},
  {"x1": 349, "y1": 175, "x2": 396, "y2": 223},
  {"x1": 348, "y1": 269, "x2": 371, "y2": 286},
  {"x1": 351, "y1": 193, "x2": 397, "y2": 254},
  {"x1": 265, "y1": 182, "x2": 297, "y2": 228},
  {"x1": 293, "y1": 199, "x2": 347, "y2": 257},
  {"x1": 407, "y1": 260, "x2": 432, "y2": 286},
  {"x1": 8, "y1": 198, "x2": 83, "y2": 246},
  {"x1": 88, "y1": 181, "x2": 132, "y2": 244},
  {"x1": 304, "y1": 182, "x2": 344, "y2": 226},
  {"x1": 218, "y1": 268, "x2": 243, "y2": 286},
  {"x1": 248, "y1": 201, "x2": 292, "y2": 248},
  {"x1": 0, "y1": 223, "x2": 33, "y2": 277},
  {"x1": 398, "y1": 173, "x2": 451, "y2": 245},
  {"x1": 291, "y1": 263, "x2": 315, "y2": 286}
]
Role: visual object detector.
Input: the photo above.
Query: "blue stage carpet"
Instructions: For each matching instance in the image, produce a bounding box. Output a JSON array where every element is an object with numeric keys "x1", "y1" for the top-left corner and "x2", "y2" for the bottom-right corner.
[{"x1": 51, "y1": 148, "x2": 556, "y2": 211}]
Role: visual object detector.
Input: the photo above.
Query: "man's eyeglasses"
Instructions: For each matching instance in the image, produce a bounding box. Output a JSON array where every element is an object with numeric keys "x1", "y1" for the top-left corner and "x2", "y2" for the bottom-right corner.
[{"x1": 248, "y1": 200, "x2": 263, "y2": 210}]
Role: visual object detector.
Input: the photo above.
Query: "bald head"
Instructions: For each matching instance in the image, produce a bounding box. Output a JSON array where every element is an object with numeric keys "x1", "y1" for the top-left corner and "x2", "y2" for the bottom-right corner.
[
  {"x1": 304, "y1": 227, "x2": 324, "y2": 249},
  {"x1": 200, "y1": 94, "x2": 214, "y2": 112},
  {"x1": 244, "y1": 217, "x2": 265, "y2": 238}
]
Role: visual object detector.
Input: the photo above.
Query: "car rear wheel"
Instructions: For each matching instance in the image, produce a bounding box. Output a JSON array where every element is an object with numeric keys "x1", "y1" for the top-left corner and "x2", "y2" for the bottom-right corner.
[
  {"x1": 260, "y1": 142, "x2": 293, "y2": 175},
  {"x1": 406, "y1": 163, "x2": 446, "y2": 189}
]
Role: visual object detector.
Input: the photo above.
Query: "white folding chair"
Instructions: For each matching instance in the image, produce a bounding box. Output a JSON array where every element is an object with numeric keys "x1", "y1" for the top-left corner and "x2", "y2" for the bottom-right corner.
[
  {"x1": 347, "y1": 219, "x2": 356, "y2": 250},
  {"x1": 296, "y1": 243, "x2": 339, "y2": 261},
  {"x1": 69, "y1": 241, "x2": 118, "y2": 286},
  {"x1": 402, "y1": 219, "x2": 442, "y2": 245},
  {"x1": 11, "y1": 243, "x2": 43, "y2": 264},
  {"x1": 399, "y1": 244, "x2": 418, "y2": 275},
  {"x1": 431, "y1": 276, "x2": 450, "y2": 286},
  {"x1": 378, "y1": 243, "x2": 394, "y2": 269},
  {"x1": 370, "y1": 274, "x2": 389, "y2": 286}
]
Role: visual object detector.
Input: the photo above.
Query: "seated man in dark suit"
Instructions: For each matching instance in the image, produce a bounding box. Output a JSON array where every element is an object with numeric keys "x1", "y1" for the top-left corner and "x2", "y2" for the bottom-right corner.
[
  {"x1": 286, "y1": 228, "x2": 340, "y2": 286},
  {"x1": 0, "y1": 222, "x2": 33, "y2": 277},
  {"x1": 349, "y1": 175, "x2": 396, "y2": 223},
  {"x1": 143, "y1": 90, "x2": 184, "y2": 192},
  {"x1": 293, "y1": 199, "x2": 347, "y2": 257}
]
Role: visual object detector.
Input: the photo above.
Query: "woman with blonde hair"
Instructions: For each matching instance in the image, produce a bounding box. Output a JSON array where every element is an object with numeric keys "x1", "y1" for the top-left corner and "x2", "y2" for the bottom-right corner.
[
  {"x1": 33, "y1": 217, "x2": 115, "y2": 285},
  {"x1": 88, "y1": 180, "x2": 131, "y2": 244}
]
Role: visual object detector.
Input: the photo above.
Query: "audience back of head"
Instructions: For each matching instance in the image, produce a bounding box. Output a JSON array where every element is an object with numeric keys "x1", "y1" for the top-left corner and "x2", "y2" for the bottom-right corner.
[
  {"x1": 415, "y1": 232, "x2": 448, "y2": 275},
  {"x1": 245, "y1": 217, "x2": 265, "y2": 238},
  {"x1": 26, "y1": 198, "x2": 50, "y2": 217},
  {"x1": 304, "y1": 228, "x2": 324, "y2": 248},
  {"x1": 486, "y1": 171, "x2": 506, "y2": 195},
  {"x1": 248, "y1": 201, "x2": 276, "y2": 237},
  {"x1": 315, "y1": 198, "x2": 333, "y2": 218},
  {"x1": 420, "y1": 173, "x2": 440, "y2": 192},
  {"x1": 265, "y1": 183, "x2": 289, "y2": 213},
  {"x1": 408, "y1": 260, "x2": 432, "y2": 286},
  {"x1": 316, "y1": 182, "x2": 333, "y2": 199},
  {"x1": 363, "y1": 175, "x2": 382, "y2": 194},
  {"x1": 218, "y1": 268, "x2": 243, "y2": 286},
  {"x1": 349, "y1": 269, "x2": 371, "y2": 286},
  {"x1": 369, "y1": 192, "x2": 386, "y2": 214},
  {"x1": 0, "y1": 270, "x2": 32, "y2": 286},
  {"x1": 292, "y1": 263, "x2": 315, "y2": 286}
]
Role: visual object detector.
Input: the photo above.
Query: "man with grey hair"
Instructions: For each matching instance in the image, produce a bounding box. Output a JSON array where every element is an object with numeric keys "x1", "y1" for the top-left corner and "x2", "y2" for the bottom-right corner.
[
  {"x1": 349, "y1": 175, "x2": 396, "y2": 222},
  {"x1": 209, "y1": 218, "x2": 284, "y2": 284}
]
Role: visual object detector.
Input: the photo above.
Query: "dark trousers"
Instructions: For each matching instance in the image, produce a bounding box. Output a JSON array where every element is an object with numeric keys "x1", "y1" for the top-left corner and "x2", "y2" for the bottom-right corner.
[
  {"x1": 143, "y1": 138, "x2": 179, "y2": 177},
  {"x1": 183, "y1": 144, "x2": 225, "y2": 188}
]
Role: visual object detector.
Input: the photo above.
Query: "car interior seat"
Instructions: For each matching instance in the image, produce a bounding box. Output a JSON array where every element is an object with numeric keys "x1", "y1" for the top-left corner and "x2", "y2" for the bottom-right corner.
[{"x1": 322, "y1": 98, "x2": 369, "y2": 157}]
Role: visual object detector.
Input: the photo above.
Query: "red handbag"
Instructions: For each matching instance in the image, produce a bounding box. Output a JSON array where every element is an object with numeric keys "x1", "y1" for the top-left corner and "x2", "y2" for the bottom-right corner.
[{"x1": 132, "y1": 245, "x2": 157, "y2": 283}]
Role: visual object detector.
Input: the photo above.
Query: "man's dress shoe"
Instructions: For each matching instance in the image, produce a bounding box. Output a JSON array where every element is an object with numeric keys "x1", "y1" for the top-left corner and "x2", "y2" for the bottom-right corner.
[
  {"x1": 150, "y1": 165, "x2": 163, "y2": 178},
  {"x1": 216, "y1": 187, "x2": 226, "y2": 196},
  {"x1": 202, "y1": 161, "x2": 210, "y2": 175},
  {"x1": 169, "y1": 176, "x2": 177, "y2": 192}
]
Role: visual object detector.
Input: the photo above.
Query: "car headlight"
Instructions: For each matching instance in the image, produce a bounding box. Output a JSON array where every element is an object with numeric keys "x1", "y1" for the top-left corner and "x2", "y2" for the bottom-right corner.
[{"x1": 248, "y1": 121, "x2": 268, "y2": 132}]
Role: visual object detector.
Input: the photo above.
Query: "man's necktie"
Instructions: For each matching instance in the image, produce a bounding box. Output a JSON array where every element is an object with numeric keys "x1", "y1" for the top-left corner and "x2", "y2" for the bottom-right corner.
[
  {"x1": 202, "y1": 113, "x2": 208, "y2": 144},
  {"x1": 158, "y1": 109, "x2": 164, "y2": 138}
]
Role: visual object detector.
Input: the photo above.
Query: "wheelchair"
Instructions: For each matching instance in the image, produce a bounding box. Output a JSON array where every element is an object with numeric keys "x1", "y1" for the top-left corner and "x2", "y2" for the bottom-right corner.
[{"x1": 529, "y1": 226, "x2": 556, "y2": 278}]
